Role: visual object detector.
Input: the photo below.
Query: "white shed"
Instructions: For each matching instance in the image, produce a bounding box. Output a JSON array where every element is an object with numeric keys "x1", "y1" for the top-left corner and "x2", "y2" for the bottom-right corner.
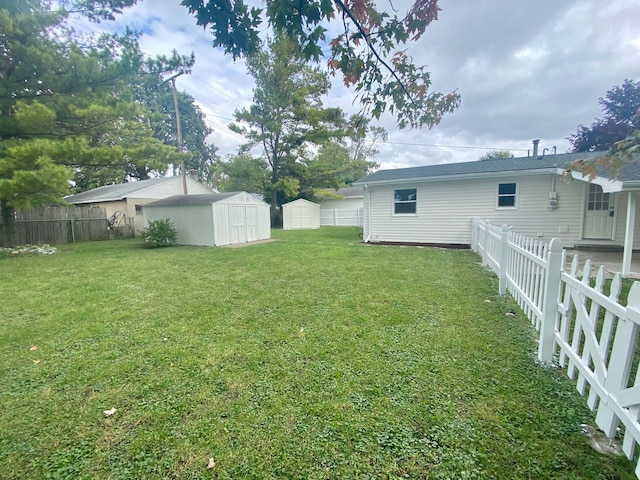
[
  {"x1": 282, "y1": 198, "x2": 321, "y2": 230},
  {"x1": 143, "y1": 192, "x2": 271, "y2": 246}
]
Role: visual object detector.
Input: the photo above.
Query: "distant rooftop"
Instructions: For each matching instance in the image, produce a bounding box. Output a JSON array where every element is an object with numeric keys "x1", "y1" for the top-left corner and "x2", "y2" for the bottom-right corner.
[{"x1": 66, "y1": 177, "x2": 180, "y2": 204}]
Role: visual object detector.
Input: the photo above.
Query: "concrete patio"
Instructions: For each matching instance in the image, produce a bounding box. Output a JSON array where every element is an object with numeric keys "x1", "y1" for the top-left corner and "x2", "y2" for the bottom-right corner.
[{"x1": 565, "y1": 248, "x2": 640, "y2": 279}]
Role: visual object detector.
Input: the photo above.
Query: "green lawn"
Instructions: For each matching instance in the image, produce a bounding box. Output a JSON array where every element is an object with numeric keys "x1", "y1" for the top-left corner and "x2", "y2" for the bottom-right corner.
[{"x1": 0, "y1": 227, "x2": 635, "y2": 479}]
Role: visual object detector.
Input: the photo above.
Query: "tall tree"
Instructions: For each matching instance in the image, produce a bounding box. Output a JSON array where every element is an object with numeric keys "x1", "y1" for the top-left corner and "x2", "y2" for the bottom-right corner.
[
  {"x1": 216, "y1": 154, "x2": 268, "y2": 193},
  {"x1": 229, "y1": 36, "x2": 344, "y2": 225},
  {"x1": 568, "y1": 79, "x2": 640, "y2": 152},
  {"x1": 0, "y1": 0, "x2": 190, "y2": 242},
  {"x1": 181, "y1": 0, "x2": 461, "y2": 129},
  {"x1": 478, "y1": 150, "x2": 514, "y2": 161}
]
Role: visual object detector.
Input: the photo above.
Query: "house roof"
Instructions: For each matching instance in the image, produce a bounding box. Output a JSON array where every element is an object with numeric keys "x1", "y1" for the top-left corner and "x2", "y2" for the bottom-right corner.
[
  {"x1": 65, "y1": 177, "x2": 182, "y2": 204},
  {"x1": 355, "y1": 151, "x2": 613, "y2": 185},
  {"x1": 144, "y1": 192, "x2": 263, "y2": 207},
  {"x1": 315, "y1": 186, "x2": 364, "y2": 199}
]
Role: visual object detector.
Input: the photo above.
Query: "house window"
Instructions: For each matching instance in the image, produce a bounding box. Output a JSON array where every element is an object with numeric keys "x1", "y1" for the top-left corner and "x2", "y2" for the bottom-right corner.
[
  {"x1": 394, "y1": 188, "x2": 417, "y2": 214},
  {"x1": 135, "y1": 204, "x2": 143, "y2": 215},
  {"x1": 587, "y1": 184, "x2": 610, "y2": 211},
  {"x1": 497, "y1": 183, "x2": 517, "y2": 208}
]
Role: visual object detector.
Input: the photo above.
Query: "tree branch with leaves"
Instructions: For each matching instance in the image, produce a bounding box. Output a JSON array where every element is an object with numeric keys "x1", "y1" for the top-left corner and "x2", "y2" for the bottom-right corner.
[{"x1": 181, "y1": 0, "x2": 461, "y2": 129}]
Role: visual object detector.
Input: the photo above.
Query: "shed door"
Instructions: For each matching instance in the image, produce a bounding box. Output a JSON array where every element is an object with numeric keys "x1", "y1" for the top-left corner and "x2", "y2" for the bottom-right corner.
[
  {"x1": 245, "y1": 205, "x2": 259, "y2": 242},
  {"x1": 292, "y1": 206, "x2": 311, "y2": 229},
  {"x1": 583, "y1": 184, "x2": 614, "y2": 239},
  {"x1": 230, "y1": 205, "x2": 247, "y2": 244}
]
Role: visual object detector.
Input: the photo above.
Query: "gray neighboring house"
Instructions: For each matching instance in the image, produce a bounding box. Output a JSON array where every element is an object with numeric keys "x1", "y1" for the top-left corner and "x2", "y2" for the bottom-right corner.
[
  {"x1": 354, "y1": 151, "x2": 640, "y2": 268},
  {"x1": 65, "y1": 176, "x2": 213, "y2": 234},
  {"x1": 316, "y1": 186, "x2": 364, "y2": 226}
]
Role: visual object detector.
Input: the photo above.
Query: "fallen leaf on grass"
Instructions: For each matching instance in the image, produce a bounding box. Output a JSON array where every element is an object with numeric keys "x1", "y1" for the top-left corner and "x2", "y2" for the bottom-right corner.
[
  {"x1": 206, "y1": 458, "x2": 216, "y2": 469},
  {"x1": 298, "y1": 327, "x2": 305, "y2": 338},
  {"x1": 33, "y1": 359, "x2": 41, "y2": 364},
  {"x1": 30, "y1": 345, "x2": 38, "y2": 351},
  {"x1": 103, "y1": 407, "x2": 117, "y2": 417}
]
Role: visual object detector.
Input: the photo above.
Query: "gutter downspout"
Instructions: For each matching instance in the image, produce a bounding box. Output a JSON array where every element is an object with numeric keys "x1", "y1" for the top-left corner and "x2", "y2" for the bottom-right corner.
[{"x1": 364, "y1": 184, "x2": 372, "y2": 243}]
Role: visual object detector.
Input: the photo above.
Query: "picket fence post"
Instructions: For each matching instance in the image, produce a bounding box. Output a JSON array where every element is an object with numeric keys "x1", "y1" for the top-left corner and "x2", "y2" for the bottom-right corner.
[
  {"x1": 538, "y1": 237, "x2": 563, "y2": 363},
  {"x1": 471, "y1": 217, "x2": 478, "y2": 250},
  {"x1": 498, "y1": 225, "x2": 509, "y2": 295},
  {"x1": 481, "y1": 219, "x2": 490, "y2": 267}
]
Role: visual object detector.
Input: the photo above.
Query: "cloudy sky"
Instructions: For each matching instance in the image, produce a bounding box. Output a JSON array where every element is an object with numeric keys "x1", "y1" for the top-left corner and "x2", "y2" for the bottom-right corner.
[{"x1": 72, "y1": 0, "x2": 640, "y2": 170}]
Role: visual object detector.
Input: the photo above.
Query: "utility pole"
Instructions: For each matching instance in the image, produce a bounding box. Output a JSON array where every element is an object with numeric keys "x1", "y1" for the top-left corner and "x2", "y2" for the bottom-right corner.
[{"x1": 161, "y1": 72, "x2": 187, "y2": 194}]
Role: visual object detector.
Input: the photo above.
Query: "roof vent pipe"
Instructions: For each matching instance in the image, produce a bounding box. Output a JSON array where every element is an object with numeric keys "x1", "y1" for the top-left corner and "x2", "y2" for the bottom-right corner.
[{"x1": 532, "y1": 139, "x2": 540, "y2": 157}]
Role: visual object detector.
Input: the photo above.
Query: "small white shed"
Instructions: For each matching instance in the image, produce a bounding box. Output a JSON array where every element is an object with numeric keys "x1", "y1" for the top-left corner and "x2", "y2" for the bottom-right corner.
[
  {"x1": 282, "y1": 198, "x2": 321, "y2": 230},
  {"x1": 143, "y1": 192, "x2": 270, "y2": 246}
]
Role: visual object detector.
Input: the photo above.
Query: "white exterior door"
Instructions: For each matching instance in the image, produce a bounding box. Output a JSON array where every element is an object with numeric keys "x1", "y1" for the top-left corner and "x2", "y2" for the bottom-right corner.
[{"x1": 583, "y1": 184, "x2": 614, "y2": 239}]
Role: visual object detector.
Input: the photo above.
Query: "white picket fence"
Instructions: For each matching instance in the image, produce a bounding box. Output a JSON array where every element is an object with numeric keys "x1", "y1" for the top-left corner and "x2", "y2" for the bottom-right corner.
[
  {"x1": 320, "y1": 208, "x2": 363, "y2": 227},
  {"x1": 471, "y1": 217, "x2": 640, "y2": 477}
]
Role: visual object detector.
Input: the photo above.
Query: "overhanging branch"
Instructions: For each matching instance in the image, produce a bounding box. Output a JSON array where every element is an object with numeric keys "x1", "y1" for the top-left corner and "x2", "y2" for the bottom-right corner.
[{"x1": 332, "y1": 0, "x2": 418, "y2": 109}]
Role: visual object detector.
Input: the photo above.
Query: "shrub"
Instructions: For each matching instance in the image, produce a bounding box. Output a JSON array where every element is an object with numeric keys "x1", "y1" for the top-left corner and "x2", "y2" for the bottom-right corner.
[{"x1": 141, "y1": 219, "x2": 178, "y2": 248}]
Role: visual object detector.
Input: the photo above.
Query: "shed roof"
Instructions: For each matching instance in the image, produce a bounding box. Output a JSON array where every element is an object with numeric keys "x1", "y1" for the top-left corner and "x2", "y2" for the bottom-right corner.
[
  {"x1": 282, "y1": 198, "x2": 320, "y2": 207},
  {"x1": 144, "y1": 192, "x2": 262, "y2": 207},
  {"x1": 66, "y1": 177, "x2": 183, "y2": 204}
]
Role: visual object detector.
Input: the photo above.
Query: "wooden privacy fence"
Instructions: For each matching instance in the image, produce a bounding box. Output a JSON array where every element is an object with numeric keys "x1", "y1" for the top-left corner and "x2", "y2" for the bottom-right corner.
[
  {"x1": 320, "y1": 208, "x2": 363, "y2": 227},
  {"x1": 0, "y1": 206, "x2": 109, "y2": 247},
  {"x1": 471, "y1": 217, "x2": 640, "y2": 477}
]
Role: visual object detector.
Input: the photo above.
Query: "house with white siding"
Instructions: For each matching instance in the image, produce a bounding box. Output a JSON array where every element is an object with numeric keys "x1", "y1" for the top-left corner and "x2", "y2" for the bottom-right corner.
[
  {"x1": 65, "y1": 176, "x2": 213, "y2": 234},
  {"x1": 354, "y1": 150, "x2": 640, "y2": 267}
]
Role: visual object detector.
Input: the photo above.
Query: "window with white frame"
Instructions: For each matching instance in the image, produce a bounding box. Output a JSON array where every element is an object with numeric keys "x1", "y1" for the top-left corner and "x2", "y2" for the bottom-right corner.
[
  {"x1": 394, "y1": 188, "x2": 417, "y2": 214},
  {"x1": 497, "y1": 182, "x2": 517, "y2": 208}
]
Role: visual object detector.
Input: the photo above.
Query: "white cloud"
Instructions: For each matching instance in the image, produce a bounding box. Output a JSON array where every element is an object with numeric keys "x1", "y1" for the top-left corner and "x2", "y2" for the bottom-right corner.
[{"x1": 70, "y1": 0, "x2": 640, "y2": 170}]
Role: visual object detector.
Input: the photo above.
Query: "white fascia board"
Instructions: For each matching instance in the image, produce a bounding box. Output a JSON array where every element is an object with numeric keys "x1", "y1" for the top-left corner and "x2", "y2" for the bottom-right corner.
[
  {"x1": 66, "y1": 196, "x2": 123, "y2": 204},
  {"x1": 356, "y1": 168, "x2": 558, "y2": 187},
  {"x1": 559, "y1": 168, "x2": 624, "y2": 193}
]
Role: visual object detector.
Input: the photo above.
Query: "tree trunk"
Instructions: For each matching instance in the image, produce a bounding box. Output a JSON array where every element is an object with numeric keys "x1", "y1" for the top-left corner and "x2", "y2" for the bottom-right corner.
[
  {"x1": 0, "y1": 199, "x2": 15, "y2": 247},
  {"x1": 270, "y1": 194, "x2": 281, "y2": 228}
]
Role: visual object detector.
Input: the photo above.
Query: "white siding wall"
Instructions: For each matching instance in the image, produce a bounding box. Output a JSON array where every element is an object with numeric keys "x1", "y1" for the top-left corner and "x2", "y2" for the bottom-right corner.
[
  {"x1": 608, "y1": 191, "x2": 640, "y2": 249},
  {"x1": 125, "y1": 198, "x2": 161, "y2": 234},
  {"x1": 319, "y1": 197, "x2": 363, "y2": 210},
  {"x1": 131, "y1": 177, "x2": 211, "y2": 199},
  {"x1": 363, "y1": 174, "x2": 591, "y2": 246},
  {"x1": 144, "y1": 205, "x2": 214, "y2": 246},
  {"x1": 128, "y1": 178, "x2": 212, "y2": 234}
]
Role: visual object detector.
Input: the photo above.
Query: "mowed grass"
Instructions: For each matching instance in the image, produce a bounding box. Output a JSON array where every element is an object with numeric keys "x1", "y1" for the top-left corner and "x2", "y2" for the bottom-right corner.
[{"x1": 0, "y1": 227, "x2": 635, "y2": 479}]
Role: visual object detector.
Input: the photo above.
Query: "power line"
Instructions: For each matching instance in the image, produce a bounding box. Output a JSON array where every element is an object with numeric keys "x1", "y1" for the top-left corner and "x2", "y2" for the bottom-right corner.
[
  {"x1": 192, "y1": 75, "x2": 249, "y2": 108},
  {"x1": 376, "y1": 140, "x2": 529, "y2": 152},
  {"x1": 203, "y1": 119, "x2": 246, "y2": 142}
]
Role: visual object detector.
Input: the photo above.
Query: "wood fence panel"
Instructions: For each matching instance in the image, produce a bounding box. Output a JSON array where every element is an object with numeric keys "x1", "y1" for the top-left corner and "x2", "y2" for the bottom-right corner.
[{"x1": 0, "y1": 206, "x2": 109, "y2": 247}]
